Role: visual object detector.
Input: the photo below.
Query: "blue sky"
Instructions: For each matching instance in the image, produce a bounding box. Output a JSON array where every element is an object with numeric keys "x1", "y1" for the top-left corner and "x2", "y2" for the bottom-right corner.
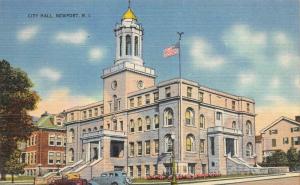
[{"x1": 0, "y1": 0, "x2": 299, "y2": 128}]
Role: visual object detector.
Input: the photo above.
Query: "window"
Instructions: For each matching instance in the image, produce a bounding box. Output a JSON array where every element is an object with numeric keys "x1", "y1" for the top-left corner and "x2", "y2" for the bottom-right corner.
[
  {"x1": 246, "y1": 143, "x2": 253, "y2": 157},
  {"x1": 186, "y1": 134, "x2": 195, "y2": 152},
  {"x1": 292, "y1": 137, "x2": 300, "y2": 145},
  {"x1": 247, "y1": 103, "x2": 250, "y2": 112},
  {"x1": 56, "y1": 153, "x2": 61, "y2": 164},
  {"x1": 164, "y1": 108, "x2": 174, "y2": 126},
  {"x1": 126, "y1": 35, "x2": 131, "y2": 55},
  {"x1": 100, "y1": 107, "x2": 104, "y2": 114},
  {"x1": 216, "y1": 112, "x2": 222, "y2": 120},
  {"x1": 291, "y1": 127, "x2": 300, "y2": 132},
  {"x1": 137, "y1": 96, "x2": 142, "y2": 106},
  {"x1": 283, "y1": 137, "x2": 289, "y2": 144},
  {"x1": 188, "y1": 163, "x2": 195, "y2": 175},
  {"x1": 154, "y1": 139, "x2": 159, "y2": 154},
  {"x1": 129, "y1": 142, "x2": 134, "y2": 157},
  {"x1": 129, "y1": 166, "x2": 133, "y2": 177},
  {"x1": 145, "y1": 140, "x2": 150, "y2": 155},
  {"x1": 154, "y1": 92, "x2": 159, "y2": 101},
  {"x1": 107, "y1": 123, "x2": 111, "y2": 130},
  {"x1": 56, "y1": 136, "x2": 62, "y2": 146},
  {"x1": 70, "y1": 112, "x2": 74, "y2": 121},
  {"x1": 165, "y1": 135, "x2": 173, "y2": 153},
  {"x1": 69, "y1": 148, "x2": 74, "y2": 162},
  {"x1": 88, "y1": 128, "x2": 91, "y2": 132},
  {"x1": 83, "y1": 111, "x2": 87, "y2": 119},
  {"x1": 232, "y1": 121, "x2": 237, "y2": 129},
  {"x1": 88, "y1": 109, "x2": 92, "y2": 117},
  {"x1": 138, "y1": 118, "x2": 142, "y2": 131},
  {"x1": 165, "y1": 87, "x2": 171, "y2": 97},
  {"x1": 48, "y1": 152, "x2": 54, "y2": 164},
  {"x1": 145, "y1": 94, "x2": 150, "y2": 104},
  {"x1": 137, "y1": 165, "x2": 141, "y2": 177},
  {"x1": 119, "y1": 36, "x2": 122, "y2": 56},
  {"x1": 187, "y1": 87, "x2": 192, "y2": 97},
  {"x1": 120, "y1": 121, "x2": 123, "y2": 131},
  {"x1": 94, "y1": 127, "x2": 98, "y2": 131},
  {"x1": 130, "y1": 119, "x2": 135, "y2": 133},
  {"x1": 199, "y1": 114, "x2": 205, "y2": 129},
  {"x1": 145, "y1": 116, "x2": 151, "y2": 130},
  {"x1": 210, "y1": 137, "x2": 215, "y2": 155},
  {"x1": 130, "y1": 98, "x2": 134, "y2": 108},
  {"x1": 232, "y1": 101, "x2": 236, "y2": 110},
  {"x1": 94, "y1": 108, "x2": 98, "y2": 116},
  {"x1": 185, "y1": 108, "x2": 194, "y2": 125},
  {"x1": 200, "y1": 139, "x2": 205, "y2": 154},
  {"x1": 82, "y1": 129, "x2": 86, "y2": 135},
  {"x1": 113, "y1": 120, "x2": 117, "y2": 131},
  {"x1": 49, "y1": 135, "x2": 55, "y2": 146},
  {"x1": 154, "y1": 165, "x2": 158, "y2": 175},
  {"x1": 246, "y1": 121, "x2": 252, "y2": 135},
  {"x1": 134, "y1": 36, "x2": 139, "y2": 56},
  {"x1": 113, "y1": 95, "x2": 118, "y2": 111},
  {"x1": 269, "y1": 129, "x2": 278, "y2": 135},
  {"x1": 199, "y1": 92, "x2": 204, "y2": 102},
  {"x1": 154, "y1": 115, "x2": 159, "y2": 129},
  {"x1": 145, "y1": 165, "x2": 150, "y2": 176},
  {"x1": 272, "y1": 139, "x2": 276, "y2": 147},
  {"x1": 137, "y1": 142, "x2": 142, "y2": 156}
]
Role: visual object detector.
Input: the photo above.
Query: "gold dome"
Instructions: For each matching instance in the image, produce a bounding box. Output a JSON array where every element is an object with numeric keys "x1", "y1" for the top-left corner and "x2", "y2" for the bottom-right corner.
[{"x1": 122, "y1": 8, "x2": 137, "y2": 20}]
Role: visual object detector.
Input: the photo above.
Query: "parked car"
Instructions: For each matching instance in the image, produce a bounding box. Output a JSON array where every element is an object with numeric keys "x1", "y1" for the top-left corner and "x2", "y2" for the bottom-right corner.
[
  {"x1": 88, "y1": 171, "x2": 132, "y2": 185},
  {"x1": 49, "y1": 178, "x2": 88, "y2": 185}
]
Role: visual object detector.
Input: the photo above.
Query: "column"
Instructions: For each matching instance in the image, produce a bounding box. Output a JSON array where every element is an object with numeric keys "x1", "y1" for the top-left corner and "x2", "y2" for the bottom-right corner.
[
  {"x1": 223, "y1": 138, "x2": 226, "y2": 156},
  {"x1": 235, "y1": 139, "x2": 238, "y2": 157},
  {"x1": 98, "y1": 141, "x2": 101, "y2": 159},
  {"x1": 86, "y1": 142, "x2": 91, "y2": 162}
]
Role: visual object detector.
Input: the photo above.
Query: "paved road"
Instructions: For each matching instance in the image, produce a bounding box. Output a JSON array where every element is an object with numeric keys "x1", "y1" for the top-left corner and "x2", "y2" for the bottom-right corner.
[{"x1": 227, "y1": 176, "x2": 300, "y2": 185}]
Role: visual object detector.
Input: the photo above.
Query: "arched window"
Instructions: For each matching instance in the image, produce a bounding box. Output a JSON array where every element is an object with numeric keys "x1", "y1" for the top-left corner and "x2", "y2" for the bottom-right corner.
[
  {"x1": 232, "y1": 121, "x2": 237, "y2": 129},
  {"x1": 119, "y1": 36, "x2": 122, "y2": 56},
  {"x1": 94, "y1": 127, "x2": 98, "y2": 131},
  {"x1": 82, "y1": 129, "x2": 86, "y2": 135},
  {"x1": 154, "y1": 114, "x2": 159, "y2": 129},
  {"x1": 113, "y1": 120, "x2": 117, "y2": 131},
  {"x1": 69, "y1": 129, "x2": 75, "y2": 143},
  {"x1": 145, "y1": 116, "x2": 151, "y2": 130},
  {"x1": 246, "y1": 142, "x2": 253, "y2": 157},
  {"x1": 186, "y1": 134, "x2": 195, "y2": 152},
  {"x1": 164, "y1": 108, "x2": 174, "y2": 126},
  {"x1": 69, "y1": 148, "x2": 74, "y2": 162},
  {"x1": 126, "y1": 35, "x2": 131, "y2": 55},
  {"x1": 199, "y1": 114, "x2": 205, "y2": 128},
  {"x1": 164, "y1": 135, "x2": 173, "y2": 153},
  {"x1": 88, "y1": 128, "x2": 91, "y2": 132},
  {"x1": 246, "y1": 121, "x2": 252, "y2": 135},
  {"x1": 134, "y1": 36, "x2": 138, "y2": 56},
  {"x1": 138, "y1": 118, "x2": 142, "y2": 131},
  {"x1": 130, "y1": 119, "x2": 135, "y2": 132},
  {"x1": 113, "y1": 95, "x2": 118, "y2": 111},
  {"x1": 185, "y1": 108, "x2": 194, "y2": 125}
]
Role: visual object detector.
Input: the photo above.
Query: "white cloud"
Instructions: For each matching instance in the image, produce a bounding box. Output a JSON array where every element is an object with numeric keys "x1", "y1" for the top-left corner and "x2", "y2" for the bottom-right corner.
[
  {"x1": 189, "y1": 37, "x2": 225, "y2": 69},
  {"x1": 270, "y1": 76, "x2": 281, "y2": 89},
  {"x1": 55, "y1": 29, "x2": 88, "y2": 44},
  {"x1": 88, "y1": 47, "x2": 105, "y2": 63},
  {"x1": 223, "y1": 24, "x2": 267, "y2": 62},
  {"x1": 30, "y1": 88, "x2": 96, "y2": 116},
  {"x1": 277, "y1": 52, "x2": 299, "y2": 68},
  {"x1": 39, "y1": 67, "x2": 61, "y2": 81},
  {"x1": 17, "y1": 26, "x2": 39, "y2": 41},
  {"x1": 272, "y1": 32, "x2": 293, "y2": 49},
  {"x1": 238, "y1": 72, "x2": 256, "y2": 86}
]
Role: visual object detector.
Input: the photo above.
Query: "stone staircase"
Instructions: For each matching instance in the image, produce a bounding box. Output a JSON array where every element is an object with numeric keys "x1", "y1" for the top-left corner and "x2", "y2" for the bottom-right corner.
[{"x1": 226, "y1": 156, "x2": 268, "y2": 175}]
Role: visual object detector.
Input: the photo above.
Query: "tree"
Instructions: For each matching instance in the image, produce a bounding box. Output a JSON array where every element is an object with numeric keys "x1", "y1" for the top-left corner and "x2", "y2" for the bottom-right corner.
[
  {"x1": 0, "y1": 60, "x2": 40, "y2": 180},
  {"x1": 4, "y1": 149, "x2": 25, "y2": 183},
  {"x1": 265, "y1": 150, "x2": 288, "y2": 167},
  {"x1": 287, "y1": 147, "x2": 299, "y2": 171}
]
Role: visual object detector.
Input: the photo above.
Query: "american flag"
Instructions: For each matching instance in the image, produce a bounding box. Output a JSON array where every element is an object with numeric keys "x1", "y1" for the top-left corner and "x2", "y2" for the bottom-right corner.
[{"x1": 163, "y1": 42, "x2": 179, "y2": 58}]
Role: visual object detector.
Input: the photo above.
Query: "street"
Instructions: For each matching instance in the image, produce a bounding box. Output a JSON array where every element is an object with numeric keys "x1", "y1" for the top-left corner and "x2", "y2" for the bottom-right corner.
[{"x1": 228, "y1": 176, "x2": 300, "y2": 185}]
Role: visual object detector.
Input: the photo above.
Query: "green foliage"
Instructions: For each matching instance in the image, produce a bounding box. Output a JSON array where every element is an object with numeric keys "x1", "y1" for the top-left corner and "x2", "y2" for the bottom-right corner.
[
  {"x1": 287, "y1": 147, "x2": 299, "y2": 171},
  {"x1": 4, "y1": 149, "x2": 26, "y2": 174},
  {"x1": 0, "y1": 59, "x2": 40, "y2": 179},
  {"x1": 263, "y1": 150, "x2": 288, "y2": 167}
]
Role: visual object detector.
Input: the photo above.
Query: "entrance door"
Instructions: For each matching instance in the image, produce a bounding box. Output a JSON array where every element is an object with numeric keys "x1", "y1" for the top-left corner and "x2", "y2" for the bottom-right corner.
[{"x1": 225, "y1": 138, "x2": 235, "y2": 156}]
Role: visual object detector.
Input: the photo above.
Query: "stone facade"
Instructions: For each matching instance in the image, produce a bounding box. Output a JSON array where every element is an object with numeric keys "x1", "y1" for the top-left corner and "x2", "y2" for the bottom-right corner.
[{"x1": 62, "y1": 7, "x2": 257, "y2": 180}]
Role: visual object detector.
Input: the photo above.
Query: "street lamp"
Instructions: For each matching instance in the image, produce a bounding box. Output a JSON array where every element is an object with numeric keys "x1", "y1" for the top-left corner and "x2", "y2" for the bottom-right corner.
[
  {"x1": 38, "y1": 164, "x2": 42, "y2": 176},
  {"x1": 170, "y1": 134, "x2": 177, "y2": 185}
]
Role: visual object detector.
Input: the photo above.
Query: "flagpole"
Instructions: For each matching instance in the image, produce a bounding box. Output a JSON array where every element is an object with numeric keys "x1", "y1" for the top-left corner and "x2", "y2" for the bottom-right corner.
[{"x1": 177, "y1": 32, "x2": 184, "y2": 79}]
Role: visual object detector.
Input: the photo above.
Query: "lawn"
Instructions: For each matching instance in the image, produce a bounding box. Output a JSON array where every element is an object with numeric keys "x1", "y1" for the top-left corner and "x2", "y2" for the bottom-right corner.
[{"x1": 1, "y1": 175, "x2": 34, "y2": 181}]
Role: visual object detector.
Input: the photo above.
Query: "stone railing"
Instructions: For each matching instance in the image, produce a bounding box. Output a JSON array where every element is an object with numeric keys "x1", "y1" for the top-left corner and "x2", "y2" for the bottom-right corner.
[
  {"x1": 103, "y1": 62, "x2": 155, "y2": 76},
  {"x1": 208, "y1": 126, "x2": 242, "y2": 135},
  {"x1": 82, "y1": 129, "x2": 127, "y2": 139}
]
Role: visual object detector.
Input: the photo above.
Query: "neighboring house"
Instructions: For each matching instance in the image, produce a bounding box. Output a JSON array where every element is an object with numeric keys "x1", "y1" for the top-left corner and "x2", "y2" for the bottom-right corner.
[
  {"x1": 256, "y1": 116, "x2": 300, "y2": 163},
  {"x1": 21, "y1": 112, "x2": 66, "y2": 176},
  {"x1": 61, "y1": 6, "x2": 258, "y2": 180}
]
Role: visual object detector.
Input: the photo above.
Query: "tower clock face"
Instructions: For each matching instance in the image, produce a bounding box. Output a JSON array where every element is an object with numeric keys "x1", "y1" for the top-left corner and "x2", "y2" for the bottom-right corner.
[
  {"x1": 137, "y1": 80, "x2": 144, "y2": 89},
  {"x1": 111, "y1": 80, "x2": 117, "y2": 90}
]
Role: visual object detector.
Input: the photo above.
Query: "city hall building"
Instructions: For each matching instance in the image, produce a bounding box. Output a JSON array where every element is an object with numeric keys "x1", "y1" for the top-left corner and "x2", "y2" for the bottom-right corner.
[{"x1": 62, "y1": 7, "x2": 257, "y2": 179}]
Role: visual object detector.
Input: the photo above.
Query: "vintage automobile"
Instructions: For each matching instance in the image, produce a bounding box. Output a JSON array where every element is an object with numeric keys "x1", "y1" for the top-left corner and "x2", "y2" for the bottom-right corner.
[
  {"x1": 49, "y1": 172, "x2": 88, "y2": 185},
  {"x1": 88, "y1": 171, "x2": 132, "y2": 185}
]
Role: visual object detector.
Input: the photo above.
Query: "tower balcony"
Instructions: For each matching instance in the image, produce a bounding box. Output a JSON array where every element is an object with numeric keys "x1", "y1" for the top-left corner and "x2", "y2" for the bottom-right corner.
[
  {"x1": 102, "y1": 62, "x2": 156, "y2": 78},
  {"x1": 207, "y1": 126, "x2": 243, "y2": 136},
  {"x1": 81, "y1": 129, "x2": 127, "y2": 140}
]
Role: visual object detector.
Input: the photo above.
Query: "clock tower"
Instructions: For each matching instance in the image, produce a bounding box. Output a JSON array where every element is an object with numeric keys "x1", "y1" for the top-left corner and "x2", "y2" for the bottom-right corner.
[{"x1": 101, "y1": 5, "x2": 156, "y2": 114}]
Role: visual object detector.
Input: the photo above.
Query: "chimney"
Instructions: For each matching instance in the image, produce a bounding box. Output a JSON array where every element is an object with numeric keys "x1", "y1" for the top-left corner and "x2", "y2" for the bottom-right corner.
[{"x1": 295, "y1": 116, "x2": 300, "y2": 123}]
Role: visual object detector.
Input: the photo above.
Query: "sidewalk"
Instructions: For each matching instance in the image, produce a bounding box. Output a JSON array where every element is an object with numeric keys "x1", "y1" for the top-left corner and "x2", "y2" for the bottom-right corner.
[
  {"x1": 183, "y1": 172, "x2": 300, "y2": 185},
  {"x1": 0, "y1": 180, "x2": 34, "y2": 185}
]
